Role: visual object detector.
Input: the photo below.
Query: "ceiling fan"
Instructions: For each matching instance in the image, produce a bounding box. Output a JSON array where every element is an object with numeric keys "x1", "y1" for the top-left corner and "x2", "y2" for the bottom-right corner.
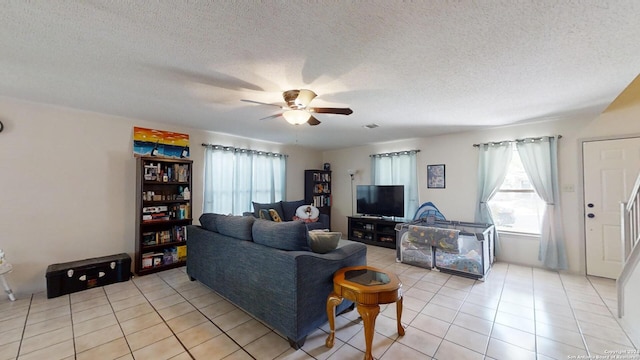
[{"x1": 241, "y1": 89, "x2": 353, "y2": 126}]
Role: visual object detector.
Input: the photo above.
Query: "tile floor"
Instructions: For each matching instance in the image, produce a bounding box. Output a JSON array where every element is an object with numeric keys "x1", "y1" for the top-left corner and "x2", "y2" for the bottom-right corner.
[{"x1": 1, "y1": 245, "x2": 638, "y2": 360}]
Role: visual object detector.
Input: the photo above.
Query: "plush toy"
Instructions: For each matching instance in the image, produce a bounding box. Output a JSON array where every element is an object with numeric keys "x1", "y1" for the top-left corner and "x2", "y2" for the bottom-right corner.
[{"x1": 293, "y1": 205, "x2": 320, "y2": 223}]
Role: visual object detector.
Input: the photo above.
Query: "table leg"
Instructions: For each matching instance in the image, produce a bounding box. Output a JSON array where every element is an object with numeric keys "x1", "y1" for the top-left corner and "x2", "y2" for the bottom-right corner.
[
  {"x1": 396, "y1": 296, "x2": 405, "y2": 336},
  {"x1": 0, "y1": 274, "x2": 15, "y2": 301},
  {"x1": 325, "y1": 292, "x2": 343, "y2": 348},
  {"x1": 357, "y1": 304, "x2": 380, "y2": 360}
]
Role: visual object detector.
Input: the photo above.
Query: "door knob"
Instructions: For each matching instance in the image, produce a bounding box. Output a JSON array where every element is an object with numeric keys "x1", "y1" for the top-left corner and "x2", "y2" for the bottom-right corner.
[{"x1": 587, "y1": 213, "x2": 595, "y2": 218}]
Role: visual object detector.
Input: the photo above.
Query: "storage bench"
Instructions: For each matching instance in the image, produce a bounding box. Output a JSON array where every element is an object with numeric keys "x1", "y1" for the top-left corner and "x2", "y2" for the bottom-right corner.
[{"x1": 46, "y1": 253, "x2": 131, "y2": 298}]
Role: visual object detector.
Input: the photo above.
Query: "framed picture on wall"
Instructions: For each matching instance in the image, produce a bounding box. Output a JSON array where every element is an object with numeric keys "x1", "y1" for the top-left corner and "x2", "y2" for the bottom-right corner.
[{"x1": 427, "y1": 164, "x2": 445, "y2": 189}]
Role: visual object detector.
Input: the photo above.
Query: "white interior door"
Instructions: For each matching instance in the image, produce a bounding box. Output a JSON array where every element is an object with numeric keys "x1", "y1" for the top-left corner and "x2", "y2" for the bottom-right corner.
[{"x1": 583, "y1": 137, "x2": 640, "y2": 279}]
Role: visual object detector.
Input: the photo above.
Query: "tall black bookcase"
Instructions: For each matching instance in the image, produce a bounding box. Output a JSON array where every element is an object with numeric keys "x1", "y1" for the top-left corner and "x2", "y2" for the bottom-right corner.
[
  {"x1": 304, "y1": 169, "x2": 331, "y2": 228},
  {"x1": 135, "y1": 157, "x2": 192, "y2": 275}
]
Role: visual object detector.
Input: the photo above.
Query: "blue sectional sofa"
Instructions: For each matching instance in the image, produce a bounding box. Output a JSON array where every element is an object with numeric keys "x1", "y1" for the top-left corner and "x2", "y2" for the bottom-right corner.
[{"x1": 186, "y1": 213, "x2": 367, "y2": 348}]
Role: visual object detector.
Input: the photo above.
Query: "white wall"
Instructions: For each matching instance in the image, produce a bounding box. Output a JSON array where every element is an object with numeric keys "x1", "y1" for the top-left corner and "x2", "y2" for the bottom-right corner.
[
  {"x1": 324, "y1": 108, "x2": 640, "y2": 275},
  {"x1": 0, "y1": 97, "x2": 320, "y2": 296}
]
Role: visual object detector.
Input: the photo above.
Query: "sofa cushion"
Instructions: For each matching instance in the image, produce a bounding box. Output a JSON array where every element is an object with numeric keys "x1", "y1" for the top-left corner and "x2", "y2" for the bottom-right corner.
[
  {"x1": 215, "y1": 215, "x2": 255, "y2": 241},
  {"x1": 253, "y1": 201, "x2": 284, "y2": 220},
  {"x1": 281, "y1": 200, "x2": 306, "y2": 221},
  {"x1": 308, "y1": 230, "x2": 342, "y2": 254},
  {"x1": 199, "y1": 213, "x2": 221, "y2": 232},
  {"x1": 252, "y1": 219, "x2": 311, "y2": 251}
]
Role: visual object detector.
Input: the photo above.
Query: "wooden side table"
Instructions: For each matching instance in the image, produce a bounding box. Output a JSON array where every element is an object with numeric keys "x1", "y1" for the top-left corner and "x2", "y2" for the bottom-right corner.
[
  {"x1": 0, "y1": 263, "x2": 16, "y2": 301},
  {"x1": 326, "y1": 265, "x2": 404, "y2": 360}
]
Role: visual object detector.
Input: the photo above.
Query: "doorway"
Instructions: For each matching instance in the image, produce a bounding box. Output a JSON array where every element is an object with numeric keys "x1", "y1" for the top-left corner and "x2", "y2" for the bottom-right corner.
[{"x1": 583, "y1": 137, "x2": 640, "y2": 279}]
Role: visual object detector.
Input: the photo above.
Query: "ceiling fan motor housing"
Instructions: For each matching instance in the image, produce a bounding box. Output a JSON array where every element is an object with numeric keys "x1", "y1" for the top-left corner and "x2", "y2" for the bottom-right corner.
[{"x1": 283, "y1": 89, "x2": 317, "y2": 109}]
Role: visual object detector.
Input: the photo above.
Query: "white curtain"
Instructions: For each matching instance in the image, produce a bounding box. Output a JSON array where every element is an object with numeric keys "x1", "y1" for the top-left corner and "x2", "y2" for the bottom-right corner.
[
  {"x1": 516, "y1": 137, "x2": 567, "y2": 270},
  {"x1": 203, "y1": 146, "x2": 286, "y2": 215},
  {"x1": 371, "y1": 151, "x2": 419, "y2": 219},
  {"x1": 475, "y1": 143, "x2": 513, "y2": 225}
]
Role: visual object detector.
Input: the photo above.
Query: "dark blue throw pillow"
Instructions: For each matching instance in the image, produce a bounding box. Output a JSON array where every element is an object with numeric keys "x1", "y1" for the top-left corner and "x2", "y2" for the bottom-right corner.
[
  {"x1": 281, "y1": 200, "x2": 306, "y2": 221},
  {"x1": 252, "y1": 201, "x2": 284, "y2": 221},
  {"x1": 252, "y1": 219, "x2": 311, "y2": 251}
]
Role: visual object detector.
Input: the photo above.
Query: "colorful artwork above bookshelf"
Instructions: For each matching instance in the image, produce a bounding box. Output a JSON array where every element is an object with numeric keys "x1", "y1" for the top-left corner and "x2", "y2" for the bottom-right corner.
[{"x1": 133, "y1": 126, "x2": 190, "y2": 158}]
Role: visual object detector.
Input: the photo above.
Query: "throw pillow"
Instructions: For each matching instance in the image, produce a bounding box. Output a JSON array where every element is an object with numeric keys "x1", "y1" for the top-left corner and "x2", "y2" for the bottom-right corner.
[
  {"x1": 252, "y1": 201, "x2": 284, "y2": 220},
  {"x1": 214, "y1": 215, "x2": 255, "y2": 241},
  {"x1": 294, "y1": 205, "x2": 320, "y2": 223},
  {"x1": 258, "y1": 209, "x2": 272, "y2": 221},
  {"x1": 253, "y1": 219, "x2": 310, "y2": 251},
  {"x1": 199, "y1": 213, "x2": 221, "y2": 232},
  {"x1": 308, "y1": 230, "x2": 342, "y2": 254},
  {"x1": 268, "y1": 209, "x2": 283, "y2": 222}
]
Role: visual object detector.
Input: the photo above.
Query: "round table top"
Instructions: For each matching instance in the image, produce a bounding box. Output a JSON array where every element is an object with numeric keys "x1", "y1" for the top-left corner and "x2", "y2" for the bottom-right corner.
[{"x1": 0, "y1": 263, "x2": 13, "y2": 275}]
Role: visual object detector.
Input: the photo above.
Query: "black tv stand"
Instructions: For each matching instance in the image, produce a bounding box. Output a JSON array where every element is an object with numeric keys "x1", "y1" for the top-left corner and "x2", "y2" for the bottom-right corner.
[{"x1": 347, "y1": 216, "x2": 404, "y2": 249}]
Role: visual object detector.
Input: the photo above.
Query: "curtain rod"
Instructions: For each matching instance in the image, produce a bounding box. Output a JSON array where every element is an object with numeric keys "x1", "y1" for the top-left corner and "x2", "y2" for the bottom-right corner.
[
  {"x1": 369, "y1": 149, "x2": 421, "y2": 157},
  {"x1": 472, "y1": 135, "x2": 562, "y2": 147},
  {"x1": 201, "y1": 143, "x2": 288, "y2": 157}
]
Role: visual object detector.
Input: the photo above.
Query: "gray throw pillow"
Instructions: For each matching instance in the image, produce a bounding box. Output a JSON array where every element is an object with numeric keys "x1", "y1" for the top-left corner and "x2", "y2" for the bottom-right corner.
[
  {"x1": 253, "y1": 219, "x2": 310, "y2": 251},
  {"x1": 199, "y1": 213, "x2": 221, "y2": 232},
  {"x1": 308, "y1": 230, "x2": 342, "y2": 254},
  {"x1": 215, "y1": 215, "x2": 255, "y2": 241}
]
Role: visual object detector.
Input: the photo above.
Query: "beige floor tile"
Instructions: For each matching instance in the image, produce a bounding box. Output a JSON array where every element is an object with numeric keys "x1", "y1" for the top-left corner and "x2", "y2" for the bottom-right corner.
[
  {"x1": 412, "y1": 279, "x2": 442, "y2": 293},
  {"x1": 444, "y1": 324, "x2": 488, "y2": 354},
  {"x1": 486, "y1": 337, "x2": 535, "y2": 360},
  {"x1": 25, "y1": 305, "x2": 70, "y2": 325},
  {"x1": 105, "y1": 287, "x2": 141, "y2": 302},
  {"x1": 579, "y1": 320, "x2": 634, "y2": 347},
  {"x1": 535, "y1": 321, "x2": 585, "y2": 349},
  {"x1": 199, "y1": 299, "x2": 237, "y2": 320},
  {"x1": 176, "y1": 321, "x2": 223, "y2": 349},
  {"x1": 397, "y1": 327, "x2": 442, "y2": 357},
  {"x1": 28, "y1": 296, "x2": 69, "y2": 314},
  {"x1": 496, "y1": 300, "x2": 535, "y2": 320},
  {"x1": 437, "y1": 286, "x2": 470, "y2": 301},
  {"x1": 430, "y1": 293, "x2": 465, "y2": 310},
  {"x1": 158, "y1": 300, "x2": 196, "y2": 321},
  {"x1": 190, "y1": 334, "x2": 240, "y2": 360},
  {"x1": 72, "y1": 303, "x2": 113, "y2": 324},
  {"x1": 244, "y1": 332, "x2": 290, "y2": 360},
  {"x1": 212, "y1": 308, "x2": 253, "y2": 332},
  {"x1": 19, "y1": 325, "x2": 72, "y2": 355},
  {"x1": 536, "y1": 336, "x2": 588, "y2": 359},
  {"x1": 490, "y1": 323, "x2": 535, "y2": 351},
  {"x1": 493, "y1": 311, "x2": 535, "y2": 334},
  {"x1": 300, "y1": 328, "x2": 344, "y2": 360},
  {"x1": 132, "y1": 336, "x2": 184, "y2": 360},
  {"x1": 347, "y1": 328, "x2": 395, "y2": 359},
  {"x1": 110, "y1": 294, "x2": 149, "y2": 312},
  {"x1": 76, "y1": 337, "x2": 130, "y2": 360},
  {"x1": 115, "y1": 302, "x2": 155, "y2": 322},
  {"x1": 273, "y1": 348, "x2": 313, "y2": 360},
  {"x1": 421, "y1": 303, "x2": 457, "y2": 323},
  {"x1": 23, "y1": 315, "x2": 71, "y2": 338},
  {"x1": 458, "y1": 301, "x2": 496, "y2": 321},
  {"x1": 0, "y1": 340, "x2": 20, "y2": 360},
  {"x1": 166, "y1": 310, "x2": 209, "y2": 333},
  {"x1": 325, "y1": 343, "x2": 364, "y2": 360},
  {"x1": 169, "y1": 352, "x2": 195, "y2": 360},
  {"x1": 404, "y1": 287, "x2": 437, "y2": 301},
  {"x1": 16, "y1": 339, "x2": 74, "y2": 360},
  {"x1": 126, "y1": 322, "x2": 172, "y2": 351},
  {"x1": 410, "y1": 313, "x2": 450, "y2": 338},
  {"x1": 71, "y1": 296, "x2": 110, "y2": 313},
  {"x1": 73, "y1": 313, "x2": 119, "y2": 337},
  {"x1": 120, "y1": 311, "x2": 163, "y2": 335},
  {"x1": 143, "y1": 286, "x2": 179, "y2": 301},
  {"x1": 379, "y1": 341, "x2": 430, "y2": 359},
  {"x1": 0, "y1": 314, "x2": 27, "y2": 333},
  {"x1": 434, "y1": 339, "x2": 484, "y2": 360},
  {"x1": 225, "y1": 319, "x2": 271, "y2": 347},
  {"x1": 74, "y1": 323, "x2": 123, "y2": 353},
  {"x1": 0, "y1": 327, "x2": 23, "y2": 347}
]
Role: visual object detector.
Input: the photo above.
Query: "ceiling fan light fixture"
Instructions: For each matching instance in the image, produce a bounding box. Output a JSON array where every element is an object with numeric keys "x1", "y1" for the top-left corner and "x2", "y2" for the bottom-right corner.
[
  {"x1": 283, "y1": 110, "x2": 310, "y2": 125},
  {"x1": 295, "y1": 89, "x2": 317, "y2": 108}
]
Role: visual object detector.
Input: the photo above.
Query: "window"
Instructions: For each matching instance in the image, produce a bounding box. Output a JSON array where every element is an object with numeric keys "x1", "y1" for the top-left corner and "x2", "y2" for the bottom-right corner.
[
  {"x1": 488, "y1": 147, "x2": 545, "y2": 233},
  {"x1": 203, "y1": 146, "x2": 286, "y2": 215}
]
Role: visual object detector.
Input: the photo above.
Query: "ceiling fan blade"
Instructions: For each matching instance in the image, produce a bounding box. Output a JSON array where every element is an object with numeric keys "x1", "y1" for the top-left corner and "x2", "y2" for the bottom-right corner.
[
  {"x1": 307, "y1": 116, "x2": 321, "y2": 126},
  {"x1": 309, "y1": 107, "x2": 353, "y2": 115},
  {"x1": 241, "y1": 99, "x2": 285, "y2": 109},
  {"x1": 259, "y1": 113, "x2": 282, "y2": 121}
]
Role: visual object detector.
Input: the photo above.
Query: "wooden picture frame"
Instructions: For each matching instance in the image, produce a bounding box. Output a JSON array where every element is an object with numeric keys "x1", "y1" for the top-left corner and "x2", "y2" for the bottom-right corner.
[{"x1": 427, "y1": 164, "x2": 446, "y2": 189}]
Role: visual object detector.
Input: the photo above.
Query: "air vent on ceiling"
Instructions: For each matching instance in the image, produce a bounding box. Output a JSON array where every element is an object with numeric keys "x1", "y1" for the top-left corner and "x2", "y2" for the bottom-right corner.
[{"x1": 363, "y1": 123, "x2": 379, "y2": 129}]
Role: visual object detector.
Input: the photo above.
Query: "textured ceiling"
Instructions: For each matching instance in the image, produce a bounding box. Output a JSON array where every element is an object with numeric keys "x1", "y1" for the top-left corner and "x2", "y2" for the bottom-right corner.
[{"x1": 1, "y1": 1, "x2": 639, "y2": 150}]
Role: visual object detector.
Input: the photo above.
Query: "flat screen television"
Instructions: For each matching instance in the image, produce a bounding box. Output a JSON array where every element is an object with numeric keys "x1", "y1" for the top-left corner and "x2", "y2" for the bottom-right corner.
[{"x1": 356, "y1": 185, "x2": 405, "y2": 218}]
